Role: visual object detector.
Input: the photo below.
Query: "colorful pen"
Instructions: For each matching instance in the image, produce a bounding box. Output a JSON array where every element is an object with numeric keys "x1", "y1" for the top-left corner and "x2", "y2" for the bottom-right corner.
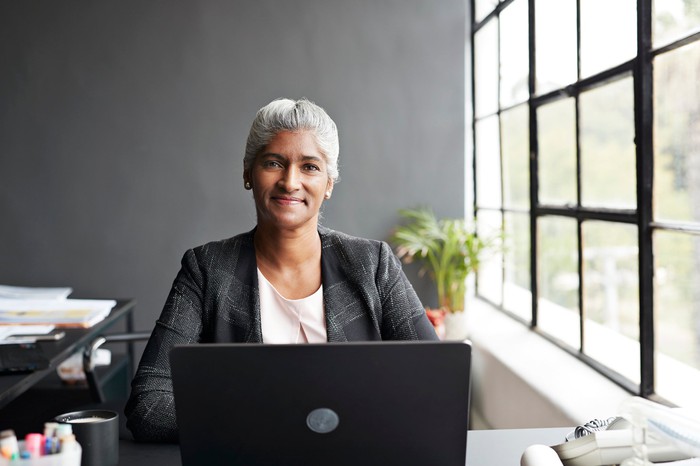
[
  {"x1": 25, "y1": 433, "x2": 43, "y2": 458},
  {"x1": 43, "y1": 421, "x2": 59, "y2": 454}
]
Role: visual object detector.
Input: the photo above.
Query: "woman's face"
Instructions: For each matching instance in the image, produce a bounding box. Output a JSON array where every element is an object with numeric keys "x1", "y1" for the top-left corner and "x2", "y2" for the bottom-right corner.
[{"x1": 246, "y1": 130, "x2": 333, "y2": 232}]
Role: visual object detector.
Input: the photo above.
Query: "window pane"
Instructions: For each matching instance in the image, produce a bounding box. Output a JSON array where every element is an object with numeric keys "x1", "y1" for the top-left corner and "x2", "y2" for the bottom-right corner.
[
  {"x1": 535, "y1": 0, "x2": 577, "y2": 95},
  {"x1": 476, "y1": 116, "x2": 502, "y2": 209},
  {"x1": 504, "y1": 212, "x2": 531, "y2": 321},
  {"x1": 475, "y1": 20, "x2": 499, "y2": 118},
  {"x1": 477, "y1": 210, "x2": 503, "y2": 306},
  {"x1": 500, "y1": 0, "x2": 529, "y2": 107},
  {"x1": 654, "y1": 0, "x2": 700, "y2": 47},
  {"x1": 654, "y1": 41, "x2": 700, "y2": 223},
  {"x1": 580, "y1": 78, "x2": 636, "y2": 209},
  {"x1": 501, "y1": 104, "x2": 529, "y2": 209},
  {"x1": 537, "y1": 98, "x2": 577, "y2": 206},
  {"x1": 582, "y1": 221, "x2": 640, "y2": 385},
  {"x1": 580, "y1": 0, "x2": 637, "y2": 78},
  {"x1": 475, "y1": 0, "x2": 499, "y2": 24},
  {"x1": 654, "y1": 230, "x2": 700, "y2": 411},
  {"x1": 537, "y1": 216, "x2": 580, "y2": 349}
]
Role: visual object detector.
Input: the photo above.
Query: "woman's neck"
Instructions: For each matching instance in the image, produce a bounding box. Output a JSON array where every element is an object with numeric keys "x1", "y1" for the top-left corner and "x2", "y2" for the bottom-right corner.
[
  {"x1": 253, "y1": 222, "x2": 321, "y2": 269},
  {"x1": 253, "y1": 222, "x2": 323, "y2": 299}
]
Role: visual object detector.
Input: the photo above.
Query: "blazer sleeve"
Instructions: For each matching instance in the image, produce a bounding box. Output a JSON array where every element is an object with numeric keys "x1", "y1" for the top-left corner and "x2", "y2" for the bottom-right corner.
[
  {"x1": 375, "y1": 241, "x2": 439, "y2": 341},
  {"x1": 124, "y1": 249, "x2": 205, "y2": 443}
]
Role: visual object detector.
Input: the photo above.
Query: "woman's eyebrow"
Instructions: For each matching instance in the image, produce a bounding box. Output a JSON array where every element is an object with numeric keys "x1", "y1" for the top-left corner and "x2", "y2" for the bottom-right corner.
[
  {"x1": 301, "y1": 155, "x2": 324, "y2": 163},
  {"x1": 260, "y1": 152, "x2": 284, "y2": 158},
  {"x1": 260, "y1": 153, "x2": 323, "y2": 163}
]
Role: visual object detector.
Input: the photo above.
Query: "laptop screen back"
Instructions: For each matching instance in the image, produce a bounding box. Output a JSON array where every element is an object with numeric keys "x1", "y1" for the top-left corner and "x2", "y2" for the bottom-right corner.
[{"x1": 170, "y1": 341, "x2": 471, "y2": 466}]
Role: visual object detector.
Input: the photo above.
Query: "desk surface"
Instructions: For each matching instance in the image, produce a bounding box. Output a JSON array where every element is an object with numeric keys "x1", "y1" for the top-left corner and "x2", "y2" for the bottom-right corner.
[
  {"x1": 467, "y1": 427, "x2": 570, "y2": 465},
  {"x1": 120, "y1": 439, "x2": 180, "y2": 465},
  {"x1": 0, "y1": 299, "x2": 135, "y2": 409},
  {"x1": 118, "y1": 427, "x2": 572, "y2": 466}
]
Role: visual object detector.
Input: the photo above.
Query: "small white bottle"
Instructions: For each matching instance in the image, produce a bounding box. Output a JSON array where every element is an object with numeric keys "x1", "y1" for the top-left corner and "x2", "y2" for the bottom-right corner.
[{"x1": 58, "y1": 433, "x2": 82, "y2": 465}]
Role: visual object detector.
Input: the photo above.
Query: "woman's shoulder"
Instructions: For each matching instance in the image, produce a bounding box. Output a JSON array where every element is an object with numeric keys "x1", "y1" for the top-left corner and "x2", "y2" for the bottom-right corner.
[
  {"x1": 318, "y1": 225, "x2": 386, "y2": 254},
  {"x1": 188, "y1": 229, "x2": 255, "y2": 261}
]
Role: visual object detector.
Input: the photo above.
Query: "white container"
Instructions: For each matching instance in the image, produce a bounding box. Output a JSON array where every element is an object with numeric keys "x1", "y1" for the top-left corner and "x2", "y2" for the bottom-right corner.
[{"x1": 0, "y1": 440, "x2": 81, "y2": 466}]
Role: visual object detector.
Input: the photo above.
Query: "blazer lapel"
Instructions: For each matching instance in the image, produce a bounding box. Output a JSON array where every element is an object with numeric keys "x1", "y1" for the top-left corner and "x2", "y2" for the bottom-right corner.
[
  {"x1": 320, "y1": 226, "x2": 381, "y2": 342},
  {"x1": 228, "y1": 229, "x2": 263, "y2": 343},
  {"x1": 321, "y1": 230, "x2": 348, "y2": 342}
]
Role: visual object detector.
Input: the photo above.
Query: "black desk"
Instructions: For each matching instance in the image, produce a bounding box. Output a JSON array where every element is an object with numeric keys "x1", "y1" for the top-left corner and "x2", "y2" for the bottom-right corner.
[
  {"x1": 0, "y1": 299, "x2": 136, "y2": 409},
  {"x1": 120, "y1": 439, "x2": 180, "y2": 465},
  {"x1": 118, "y1": 427, "x2": 572, "y2": 465}
]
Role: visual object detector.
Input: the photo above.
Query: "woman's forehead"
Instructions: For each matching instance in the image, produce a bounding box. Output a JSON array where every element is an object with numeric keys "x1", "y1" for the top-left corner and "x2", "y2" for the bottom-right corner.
[{"x1": 261, "y1": 130, "x2": 325, "y2": 160}]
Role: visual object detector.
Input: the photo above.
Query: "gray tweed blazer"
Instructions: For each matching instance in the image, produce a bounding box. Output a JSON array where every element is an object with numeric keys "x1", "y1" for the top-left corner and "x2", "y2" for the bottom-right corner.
[{"x1": 125, "y1": 225, "x2": 438, "y2": 442}]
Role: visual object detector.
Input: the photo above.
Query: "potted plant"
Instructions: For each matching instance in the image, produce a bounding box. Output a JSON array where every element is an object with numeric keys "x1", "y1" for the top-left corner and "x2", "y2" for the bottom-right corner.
[{"x1": 390, "y1": 207, "x2": 494, "y2": 339}]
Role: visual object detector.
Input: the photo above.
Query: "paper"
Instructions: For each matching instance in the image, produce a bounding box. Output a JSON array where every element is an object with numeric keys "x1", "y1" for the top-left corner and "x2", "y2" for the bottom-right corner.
[
  {"x1": 0, "y1": 299, "x2": 116, "y2": 328},
  {"x1": 0, "y1": 284, "x2": 73, "y2": 300},
  {"x1": 0, "y1": 325, "x2": 56, "y2": 345}
]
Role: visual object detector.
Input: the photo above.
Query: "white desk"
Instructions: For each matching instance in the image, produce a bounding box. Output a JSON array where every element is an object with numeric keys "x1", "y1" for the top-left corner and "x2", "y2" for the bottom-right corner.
[{"x1": 467, "y1": 427, "x2": 571, "y2": 465}]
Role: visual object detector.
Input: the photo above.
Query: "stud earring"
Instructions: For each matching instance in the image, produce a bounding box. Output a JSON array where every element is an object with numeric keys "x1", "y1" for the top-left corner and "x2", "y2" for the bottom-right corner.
[
  {"x1": 325, "y1": 191, "x2": 331, "y2": 199},
  {"x1": 245, "y1": 181, "x2": 251, "y2": 190}
]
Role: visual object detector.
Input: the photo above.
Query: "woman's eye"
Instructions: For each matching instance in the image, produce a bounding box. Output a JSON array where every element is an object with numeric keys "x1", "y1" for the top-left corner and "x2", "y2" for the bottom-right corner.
[
  {"x1": 304, "y1": 164, "x2": 320, "y2": 172},
  {"x1": 263, "y1": 160, "x2": 283, "y2": 168}
]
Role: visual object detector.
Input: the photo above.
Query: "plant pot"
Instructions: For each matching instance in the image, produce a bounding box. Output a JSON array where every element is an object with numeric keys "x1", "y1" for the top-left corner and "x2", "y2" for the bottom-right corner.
[
  {"x1": 425, "y1": 308, "x2": 447, "y2": 340},
  {"x1": 444, "y1": 310, "x2": 469, "y2": 341}
]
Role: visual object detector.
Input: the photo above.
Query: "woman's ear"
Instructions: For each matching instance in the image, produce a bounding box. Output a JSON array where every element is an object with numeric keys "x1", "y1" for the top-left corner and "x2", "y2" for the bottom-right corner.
[
  {"x1": 324, "y1": 179, "x2": 334, "y2": 199},
  {"x1": 243, "y1": 171, "x2": 252, "y2": 190}
]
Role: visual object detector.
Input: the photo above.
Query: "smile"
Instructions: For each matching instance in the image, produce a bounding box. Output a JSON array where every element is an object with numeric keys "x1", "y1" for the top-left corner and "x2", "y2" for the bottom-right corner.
[{"x1": 272, "y1": 196, "x2": 304, "y2": 206}]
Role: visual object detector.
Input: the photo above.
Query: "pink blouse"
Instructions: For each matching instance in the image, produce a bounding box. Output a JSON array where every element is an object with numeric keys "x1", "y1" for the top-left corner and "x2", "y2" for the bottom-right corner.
[{"x1": 257, "y1": 268, "x2": 327, "y2": 343}]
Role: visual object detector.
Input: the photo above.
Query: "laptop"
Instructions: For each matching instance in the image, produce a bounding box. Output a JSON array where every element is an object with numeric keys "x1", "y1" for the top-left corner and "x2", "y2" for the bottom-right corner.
[{"x1": 170, "y1": 341, "x2": 471, "y2": 466}]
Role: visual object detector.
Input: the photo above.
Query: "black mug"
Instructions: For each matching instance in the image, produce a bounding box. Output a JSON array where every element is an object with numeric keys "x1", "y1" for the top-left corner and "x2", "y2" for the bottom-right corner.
[{"x1": 54, "y1": 409, "x2": 119, "y2": 466}]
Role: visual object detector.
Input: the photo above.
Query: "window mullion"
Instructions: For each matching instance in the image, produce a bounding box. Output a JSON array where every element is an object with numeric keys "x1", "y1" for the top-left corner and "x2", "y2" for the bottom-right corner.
[
  {"x1": 575, "y1": 0, "x2": 584, "y2": 353},
  {"x1": 635, "y1": 0, "x2": 655, "y2": 397},
  {"x1": 528, "y1": 0, "x2": 538, "y2": 327}
]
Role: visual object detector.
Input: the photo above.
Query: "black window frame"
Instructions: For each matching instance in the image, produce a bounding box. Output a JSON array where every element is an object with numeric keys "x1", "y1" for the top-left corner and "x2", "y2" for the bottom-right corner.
[{"x1": 470, "y1": 0, "x2": 700, "y2": 401}]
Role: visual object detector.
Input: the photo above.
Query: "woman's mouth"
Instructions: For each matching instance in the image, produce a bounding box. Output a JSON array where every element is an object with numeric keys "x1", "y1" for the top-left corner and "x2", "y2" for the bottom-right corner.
[{"x1": 272, "y1": 196, "x2": 304, "y2": 206}]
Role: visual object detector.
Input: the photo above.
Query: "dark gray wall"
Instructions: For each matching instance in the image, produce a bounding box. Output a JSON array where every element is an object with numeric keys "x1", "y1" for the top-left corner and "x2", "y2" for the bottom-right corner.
[{"x1": 0, "y1": 1, "x2": 465, "y2": 347}]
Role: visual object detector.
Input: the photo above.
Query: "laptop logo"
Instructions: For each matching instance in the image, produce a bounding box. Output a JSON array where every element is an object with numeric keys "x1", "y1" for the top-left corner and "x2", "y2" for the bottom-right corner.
[{"x1": 306, "y1": 408, "x2": 339, "y2": 434}]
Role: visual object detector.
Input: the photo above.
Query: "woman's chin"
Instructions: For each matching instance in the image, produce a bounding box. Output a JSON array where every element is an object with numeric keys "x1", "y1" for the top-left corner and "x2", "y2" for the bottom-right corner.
[{"x1": 259, "y1": 212, "x2": 319, "y2": 231}]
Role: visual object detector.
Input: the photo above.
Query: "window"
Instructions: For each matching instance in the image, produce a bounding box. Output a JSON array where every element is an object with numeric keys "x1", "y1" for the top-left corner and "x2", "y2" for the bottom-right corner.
[{"x1": 471, "y1": 0, "x2": 700, "y2": 409}]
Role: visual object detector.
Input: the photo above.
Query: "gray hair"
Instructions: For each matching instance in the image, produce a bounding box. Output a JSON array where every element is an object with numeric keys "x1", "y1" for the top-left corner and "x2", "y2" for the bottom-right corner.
[{"x1": 244, "y1": 98, "x2": 340, "y2": 182}]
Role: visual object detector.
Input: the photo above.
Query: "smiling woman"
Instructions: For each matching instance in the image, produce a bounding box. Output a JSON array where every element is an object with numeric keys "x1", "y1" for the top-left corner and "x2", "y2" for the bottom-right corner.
[
  {"x1": 247, "y1": 130, "x2": 332, "y2": 236},
  {"x1": 124, "y1": 98, "x2": 439, "y2": 443},
  {"x1": 248, "y1": 130, "x2": 333, "y2": 300}
]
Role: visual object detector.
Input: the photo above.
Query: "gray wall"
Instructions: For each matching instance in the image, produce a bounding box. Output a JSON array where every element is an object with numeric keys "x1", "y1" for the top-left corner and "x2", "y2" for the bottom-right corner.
[{"x1": 0, "y1": 1, "x2": 465, "y2": 351}]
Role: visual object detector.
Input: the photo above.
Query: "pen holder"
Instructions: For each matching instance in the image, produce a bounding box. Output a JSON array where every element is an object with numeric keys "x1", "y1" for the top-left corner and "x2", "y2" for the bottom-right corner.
[{"x1": 0, "y1": 441, "x2": 81, "y2": 466}]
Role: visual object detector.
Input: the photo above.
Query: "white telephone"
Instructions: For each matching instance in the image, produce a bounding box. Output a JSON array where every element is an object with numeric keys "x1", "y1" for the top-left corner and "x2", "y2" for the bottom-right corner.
[{"x1": 521, "y1": 397, "x2": 700, "y2": 466}]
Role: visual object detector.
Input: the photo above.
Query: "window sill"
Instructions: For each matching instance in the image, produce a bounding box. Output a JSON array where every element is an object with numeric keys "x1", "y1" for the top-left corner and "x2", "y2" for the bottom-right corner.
[{"x1": 467, "y1": 298, "x2": 631, "y2": 430}]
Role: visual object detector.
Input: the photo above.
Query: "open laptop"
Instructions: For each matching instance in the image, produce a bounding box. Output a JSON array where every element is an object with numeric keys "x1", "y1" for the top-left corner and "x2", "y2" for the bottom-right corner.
[{"x1": 170, "y1": 341, "x2": 471, "y2": 466}]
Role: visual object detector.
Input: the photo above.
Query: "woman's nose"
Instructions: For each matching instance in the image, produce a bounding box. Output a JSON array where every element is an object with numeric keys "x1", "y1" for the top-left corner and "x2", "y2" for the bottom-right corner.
[{"x1": 279, "y1": 166, "x2": 301, "y2": 191}]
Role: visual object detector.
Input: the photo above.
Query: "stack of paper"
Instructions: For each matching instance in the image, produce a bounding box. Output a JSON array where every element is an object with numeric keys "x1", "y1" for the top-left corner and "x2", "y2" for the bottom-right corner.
[
  {"x1": 0, "y1": 298, "x2": 116, "y2": 328},
  {"x1": 0, "y1": 284, "x2": 73, "y2": 300},
  {"x1": 0, "y1": 285, "x2": 115, "y2": 337}
]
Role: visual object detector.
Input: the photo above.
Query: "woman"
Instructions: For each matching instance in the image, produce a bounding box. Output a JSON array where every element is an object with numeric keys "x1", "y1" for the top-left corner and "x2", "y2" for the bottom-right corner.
[{"x1": 125, "y1": 98, "x2": 438, "y2": 442}]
